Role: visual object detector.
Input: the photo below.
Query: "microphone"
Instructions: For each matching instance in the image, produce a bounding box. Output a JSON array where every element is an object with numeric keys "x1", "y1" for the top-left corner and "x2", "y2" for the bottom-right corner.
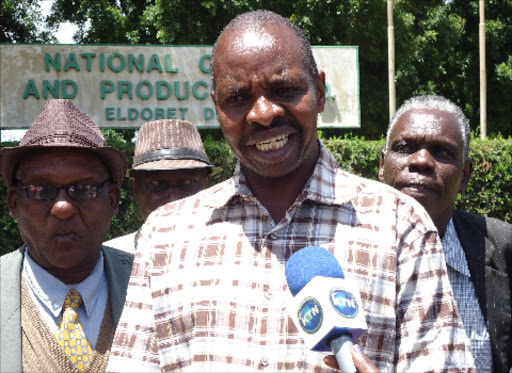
[{"x1": 285, "y1": 246, "x2": 367, "y2": 373}]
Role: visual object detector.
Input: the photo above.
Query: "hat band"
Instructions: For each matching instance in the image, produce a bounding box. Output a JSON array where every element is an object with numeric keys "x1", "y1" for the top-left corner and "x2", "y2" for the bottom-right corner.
[{"x1": 133, "y1": 148, "x2": 211, "y2": 167}]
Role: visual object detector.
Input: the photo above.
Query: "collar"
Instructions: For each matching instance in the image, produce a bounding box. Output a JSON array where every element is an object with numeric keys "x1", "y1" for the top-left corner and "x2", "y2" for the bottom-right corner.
[
  {"x1": 22, "y1": 247, "x2": 106, "y2": 318},
  {"x1": 203, "y1": 140, "x2": 355, "y2": 209},
  {"x1": 442, "y1": 219, "x2": 471, "y2": 276}
]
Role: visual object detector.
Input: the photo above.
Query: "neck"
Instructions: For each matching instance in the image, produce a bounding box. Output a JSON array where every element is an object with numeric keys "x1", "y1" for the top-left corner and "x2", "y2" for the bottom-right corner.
[
  {"x1": 52, "y1": 267, "x2": 96, "y2": 284},
  {"x1": 242, "y1": 143, "x2": 319, "y2": 223},
  {"x1": 434, "y1": 210, "x2": 454, "y2": 239},
  {"x1": 36, "y1": 252, "x2": 100, "y2": 285}
]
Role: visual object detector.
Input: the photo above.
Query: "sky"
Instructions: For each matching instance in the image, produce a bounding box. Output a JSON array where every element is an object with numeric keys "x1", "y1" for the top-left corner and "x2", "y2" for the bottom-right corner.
[
  {"x1": 1, "y1": 0, "x2": 78, "y2": 142},
  {"x1": 41, "y1": 0, "x2": 79, "y2": 44}
]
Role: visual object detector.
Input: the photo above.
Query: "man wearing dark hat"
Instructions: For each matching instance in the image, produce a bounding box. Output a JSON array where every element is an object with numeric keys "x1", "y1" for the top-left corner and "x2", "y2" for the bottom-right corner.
[
  {"x1": 104, "y1": 119, "x2": 213, "y2": 252},
  {"x1": 0, "y1": 99, "x2": 133, "y2": 372}
]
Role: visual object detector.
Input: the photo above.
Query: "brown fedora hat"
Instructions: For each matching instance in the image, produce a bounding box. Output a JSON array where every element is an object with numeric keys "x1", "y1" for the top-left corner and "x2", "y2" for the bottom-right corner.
[
  {"x1": 132, "y1": 119, "x2": 213, "y2": 171},
  {"x1": 0, "y1": 99, "x2": 127, "y2": 187}
]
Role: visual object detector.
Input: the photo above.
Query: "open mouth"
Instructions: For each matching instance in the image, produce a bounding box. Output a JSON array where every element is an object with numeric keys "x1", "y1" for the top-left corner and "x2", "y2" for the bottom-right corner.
[
  {"x1": 405, "y1": 184, "x2": 431, "y2": 190},
  {"x1": 255, "y1": 134, "x2": 289, "y2": 152}
]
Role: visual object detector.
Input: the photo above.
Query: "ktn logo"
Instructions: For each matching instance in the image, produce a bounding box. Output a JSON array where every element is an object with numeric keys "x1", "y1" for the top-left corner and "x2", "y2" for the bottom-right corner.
[
  {"x1": 330, "y1": 289, "x2": 358, "y2": 318},
  {"x1": 298, "y1": 297, "x2": 323, "y2": 333}
]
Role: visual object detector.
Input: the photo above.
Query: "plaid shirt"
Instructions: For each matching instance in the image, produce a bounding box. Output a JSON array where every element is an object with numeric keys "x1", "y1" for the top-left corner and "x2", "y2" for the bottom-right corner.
[
  {"x1": 108, "y1": 142, "x2": 475, "y2": 372},
  {"x1": 443, "y1": 219, "x2": 493, "y2": 372}
]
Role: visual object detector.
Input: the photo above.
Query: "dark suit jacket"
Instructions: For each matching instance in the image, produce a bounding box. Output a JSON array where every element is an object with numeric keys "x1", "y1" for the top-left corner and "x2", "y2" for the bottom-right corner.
[
  {"x1": 0, "y1": 245, "x2": 133, "y2": 373},
  {"x1": 453, "y1": 209, "x2": 512, "y2": 373}
]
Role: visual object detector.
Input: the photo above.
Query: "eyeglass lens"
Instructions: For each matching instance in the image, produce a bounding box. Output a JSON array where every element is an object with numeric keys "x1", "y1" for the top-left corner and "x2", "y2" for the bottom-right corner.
[{"x1": 21, "y1": 181, "x2": 107, "y2": 200}]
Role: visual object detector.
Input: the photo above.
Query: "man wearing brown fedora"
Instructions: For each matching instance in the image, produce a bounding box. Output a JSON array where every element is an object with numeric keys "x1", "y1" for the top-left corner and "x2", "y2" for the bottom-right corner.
[
  {"x1": 104, "y1": 119, "x2": 214, "y2": 253},
  {"x1": 0, "y1": 99, "x2": 133, "y2": 372}
]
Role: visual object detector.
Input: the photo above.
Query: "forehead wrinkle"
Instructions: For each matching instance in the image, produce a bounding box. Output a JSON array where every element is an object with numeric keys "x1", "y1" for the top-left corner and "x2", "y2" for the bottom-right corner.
[
  {"x1": 395, "y1": 110, "x2": 459, "y2": 136},
  {"x1": 222, "y1": 66, "x2": 303, "y2": 90}
]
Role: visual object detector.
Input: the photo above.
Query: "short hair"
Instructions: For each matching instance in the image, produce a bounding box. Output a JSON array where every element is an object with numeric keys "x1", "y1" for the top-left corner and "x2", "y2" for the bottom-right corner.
[
  {"x1": 210, "y1": 10, "x2": 318, "y2": 92},
  {"x1": 384, "y1": 95, "x2": 471, "y2": 162}
]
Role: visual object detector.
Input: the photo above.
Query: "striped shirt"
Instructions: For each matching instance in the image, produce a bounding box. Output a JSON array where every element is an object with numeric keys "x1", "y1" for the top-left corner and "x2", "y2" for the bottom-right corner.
[
  {"x1": 108, "y1": 142, "x2": 475, "y2": 372},
  {"x1": 443, "y1": 219, "x2": 493, "y2": 372}
]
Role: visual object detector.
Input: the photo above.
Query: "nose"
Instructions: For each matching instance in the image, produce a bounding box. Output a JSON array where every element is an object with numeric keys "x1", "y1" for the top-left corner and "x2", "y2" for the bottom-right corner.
[
  {"x1": 408, "y1": 148, "x2": 435, "y2": 173},
  {"x1": 50, "y1": 189, "x2": 76, "y2": 220},
  {"x1": 247, "y1": 95, "x2": 284, "y2": 126}
]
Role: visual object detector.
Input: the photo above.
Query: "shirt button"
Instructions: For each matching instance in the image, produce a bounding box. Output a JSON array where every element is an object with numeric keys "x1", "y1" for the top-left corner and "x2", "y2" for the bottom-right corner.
[
  {"x1": 260, "y1": 357, "x2": 269, "y2": 368},
  {"x1": 264, "y1": 289, "x2": 272, "y2": 300},
  {"x1": 269, "y1": 233, "x2": 277, "y2": 240}
]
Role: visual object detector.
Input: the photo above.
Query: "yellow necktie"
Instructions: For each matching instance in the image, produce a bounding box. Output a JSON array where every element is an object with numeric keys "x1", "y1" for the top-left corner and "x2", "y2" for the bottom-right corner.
[{"x1": 55, "y1": 289, "x2": 92, "y2": 371}]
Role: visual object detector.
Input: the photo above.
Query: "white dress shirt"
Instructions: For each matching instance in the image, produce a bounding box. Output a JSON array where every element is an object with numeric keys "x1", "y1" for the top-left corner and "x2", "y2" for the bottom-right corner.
[{"x1": 22, "y1": 247, "x2": 108, "y2": 347}]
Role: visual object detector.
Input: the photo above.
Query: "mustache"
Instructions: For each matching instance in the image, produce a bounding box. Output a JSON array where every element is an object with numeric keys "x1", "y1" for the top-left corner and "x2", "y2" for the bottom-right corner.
[
  {"x1": 245, "y1": 117, "x2": 301, "y2": 137},
  {"x1": 255, "y1": 117, "x2": 291, "y2": 130},
  {"x1": 241, "y1": 118, "x2": 302, "y2": 147}
]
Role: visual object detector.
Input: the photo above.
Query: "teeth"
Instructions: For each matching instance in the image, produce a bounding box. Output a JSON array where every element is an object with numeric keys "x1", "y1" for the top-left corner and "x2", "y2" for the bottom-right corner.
[{"x1": 255, "y1": 134, "x2": 289, "y2": 151}]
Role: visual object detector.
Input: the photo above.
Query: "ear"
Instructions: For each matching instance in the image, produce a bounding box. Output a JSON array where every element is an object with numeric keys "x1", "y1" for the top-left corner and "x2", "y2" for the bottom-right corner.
[
  {"x1": 108, "y1": 185, "x2": 121, "y2": 216},
  {"x1": 378, "y1": 150, "x2": 386, "y2": 182},
  {"x1": 316, "y1": 71, "x2": 326, "y2": 113},
  {"x1": 7, "y1": 187, "x2": 19, "y2": 219},
  {"x1": 459, "y1": 159, "x2": 472, "y2": 194},
  {"x1": 210, "y1": 90, "x2": 217, "y2": 107}
]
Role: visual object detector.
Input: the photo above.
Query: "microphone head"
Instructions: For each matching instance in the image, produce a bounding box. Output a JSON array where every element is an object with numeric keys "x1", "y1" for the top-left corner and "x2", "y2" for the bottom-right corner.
[{"x1": 285, "y1": 246, "x2": 344, "y2": 296}]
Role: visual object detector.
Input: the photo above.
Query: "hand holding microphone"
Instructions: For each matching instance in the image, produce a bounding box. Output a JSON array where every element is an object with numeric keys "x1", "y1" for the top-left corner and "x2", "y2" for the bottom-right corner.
[
  {"x1": 323, "y1": 345, "x2": 380, "y2": 373},
  {"x1": 285, "y1": 246, "x2": 372, "y2": 373}
]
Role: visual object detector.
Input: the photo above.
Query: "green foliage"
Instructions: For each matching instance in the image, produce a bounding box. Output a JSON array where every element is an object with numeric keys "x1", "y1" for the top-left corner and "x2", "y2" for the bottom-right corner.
[
  {"x1": 324, "y1": 136, "x2": 384, "y2": 179},
  {"x1": 41, "y1": 0, "x2": 512, "y2": 138},
  {"x1": 3, "y1": 1, "x2": 512, "y2": 137},
  {"x1": 102, "y1": 129, "x2": 141, "y2": 241},
  {"x1": 457, "y1": 136, "x2": 512, "y2": 222},
  {"x1": 0, "y1": 189, "x2": 22, "y2": 255},
  {"x1": 202, "y1": 135, "x2": 237, "y2": 186},
  {"x1": 1, "y1": 0, "x2": 56, "y2": 42},
  {"x1": 0, "y1": 140, "x2": 23, "y2": 255},
  {"x1": 1, "y1": 134, "x2": 510, "y2": 255}
]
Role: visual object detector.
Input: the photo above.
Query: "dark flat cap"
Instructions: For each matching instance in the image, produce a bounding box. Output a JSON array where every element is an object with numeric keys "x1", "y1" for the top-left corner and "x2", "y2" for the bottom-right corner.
[{"x1": 0, "y1": 99, "x2": 127, "y2": 187}]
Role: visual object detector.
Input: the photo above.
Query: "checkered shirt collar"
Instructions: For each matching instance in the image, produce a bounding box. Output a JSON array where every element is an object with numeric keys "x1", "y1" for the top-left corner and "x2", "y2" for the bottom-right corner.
[
  {"x1": 442, "y1": 218, "x2": 471, "y2": 276},
  {"x1": 209, "y1": 140, "x2": 355, "y2": 209}
]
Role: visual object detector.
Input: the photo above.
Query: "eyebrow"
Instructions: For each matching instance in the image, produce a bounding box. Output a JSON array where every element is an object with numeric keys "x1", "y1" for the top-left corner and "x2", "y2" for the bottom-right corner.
[
  {"x1": 392, "y1": 137, "x2": 460, "y2": 151},
  {"x1": 223, "y1": 85, "x2": 251, "y2": 95}
]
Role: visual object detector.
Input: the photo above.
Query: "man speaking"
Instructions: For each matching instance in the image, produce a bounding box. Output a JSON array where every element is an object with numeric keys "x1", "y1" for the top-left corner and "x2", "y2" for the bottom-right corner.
[{"x1": 108, "y1": 10, "x2": 475, "y2": 372}]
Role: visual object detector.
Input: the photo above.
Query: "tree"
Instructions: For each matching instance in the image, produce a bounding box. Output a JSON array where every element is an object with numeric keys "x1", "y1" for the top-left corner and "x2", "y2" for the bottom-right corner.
[
  {"x1": 26, "y1": 1, "x2": 512, "y2": 136},
  {"x1": 1, "y1": 0, "x2": 55, "y2": 42},
  {"x1": 393, "y1": 0, "x2": 512, "y2": 136}
]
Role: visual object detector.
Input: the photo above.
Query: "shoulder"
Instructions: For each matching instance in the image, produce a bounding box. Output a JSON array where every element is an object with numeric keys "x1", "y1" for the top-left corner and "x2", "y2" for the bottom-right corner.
[
  {"x1": 454, "y1": 209, "x2": 512, "y2": 240},
  {"x1": 454, "y1": 209, "x2": 512, "y2": 269},
  {"x1": 103, "y1": 231, "x2": 137, "y2": 254},
  {"x1": 101, "y1": 245, "x2": 134, "y2": 267},
  {"x1": 339, "y1": 170, "x2": 436, "y2": 231},
  {"x1": 0, "y1": 248, "x2": 23, "y2": 311},
  {"x1": 331, "y1": 170, "x2": 439, "y2": 251},
  {"x1": 0, "y1": 247, "x2": 24, "y2": 270}
]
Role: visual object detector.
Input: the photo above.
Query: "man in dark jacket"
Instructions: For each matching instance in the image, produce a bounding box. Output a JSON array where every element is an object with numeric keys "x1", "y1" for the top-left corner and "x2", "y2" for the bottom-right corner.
[{"x1": 379, "y1": 94, "x2": 511, "y2": 373}]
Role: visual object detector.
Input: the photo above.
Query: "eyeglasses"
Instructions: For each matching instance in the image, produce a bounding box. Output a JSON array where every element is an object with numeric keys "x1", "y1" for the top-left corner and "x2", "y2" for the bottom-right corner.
[
  {"x1": 18, "y1": 180, "x2": 109, "y2": 201},
  {"x1": 144, "y1": 179, "x2": 202, "y2": 194}
]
